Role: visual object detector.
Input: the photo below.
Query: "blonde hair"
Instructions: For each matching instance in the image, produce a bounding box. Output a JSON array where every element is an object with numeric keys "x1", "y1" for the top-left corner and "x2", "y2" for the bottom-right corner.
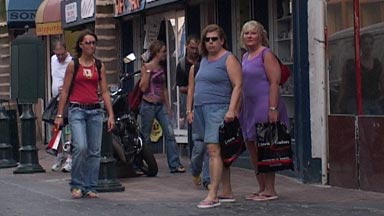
[{"x1": 240, "y1": 20, "x2": 269, "y2": 49}]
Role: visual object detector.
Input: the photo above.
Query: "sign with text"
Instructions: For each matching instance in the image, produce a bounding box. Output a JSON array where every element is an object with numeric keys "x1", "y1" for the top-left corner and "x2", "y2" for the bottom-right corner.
[
  {"x1": 65, "y1": 2, "x2": 77, "y2": 23},
  {"x1": 8, "y1": 11, "x2": 36, "y2": 22},
  {"x1": 36, "y1": 22, "x2": 63, "y2": 36}
]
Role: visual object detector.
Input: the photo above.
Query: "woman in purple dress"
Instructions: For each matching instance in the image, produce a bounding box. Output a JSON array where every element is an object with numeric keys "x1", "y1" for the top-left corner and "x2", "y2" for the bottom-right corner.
[{"x1": 239, "y1": 20, "x2": 289, "y2": 201}]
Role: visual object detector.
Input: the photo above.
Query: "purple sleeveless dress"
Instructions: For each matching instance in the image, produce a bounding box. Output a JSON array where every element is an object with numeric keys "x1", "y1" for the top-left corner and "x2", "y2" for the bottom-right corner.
[{"x1": 239, "y1": 48, "x2": 289, "y2": 141}]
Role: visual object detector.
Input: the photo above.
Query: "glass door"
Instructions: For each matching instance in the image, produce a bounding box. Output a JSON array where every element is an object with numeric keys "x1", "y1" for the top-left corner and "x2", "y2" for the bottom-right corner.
[{"x1": 162, "y1": 10, "x2": 187, "y2": 144}]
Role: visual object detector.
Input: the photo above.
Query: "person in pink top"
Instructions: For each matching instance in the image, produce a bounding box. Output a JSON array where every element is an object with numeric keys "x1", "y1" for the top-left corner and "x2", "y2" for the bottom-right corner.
[
  {"x1": 55, "y1": 31, "x2": 115, "y2": 199},
  {"x1": 139, "y1": 40, "x2": 185, "y2": 174},
  {"x1": 239, "y1": 20, "x2": 289, "y2": 202}
]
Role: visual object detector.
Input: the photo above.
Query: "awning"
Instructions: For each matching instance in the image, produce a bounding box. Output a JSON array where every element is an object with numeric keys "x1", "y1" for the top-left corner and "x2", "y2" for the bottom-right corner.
[
  {"x1": 35, "y1": 0, "x2": 62, "y2": 36},
  {"x1": 7, "y1": 0, "x2": 42, "y2": 29}
]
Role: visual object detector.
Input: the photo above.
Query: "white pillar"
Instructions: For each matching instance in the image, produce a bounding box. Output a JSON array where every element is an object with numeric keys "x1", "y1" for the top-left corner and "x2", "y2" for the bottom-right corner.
[{"x1": 308, "y1": 0, "x2": 328, "y2": 185}]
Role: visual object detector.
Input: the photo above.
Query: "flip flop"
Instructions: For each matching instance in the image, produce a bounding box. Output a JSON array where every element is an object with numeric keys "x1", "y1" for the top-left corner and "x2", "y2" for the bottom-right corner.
[
  {"x1": 252, "y1": 194, "x2": 278, "y2": 202},
  {"x1": 218, "y1": 195, "x2": 236, "y2": 203},
  {"x1": 197, "y1": 199, "x2": 221, "y2": 209},
  {"x1": 245, "y1": 192, "x2": 259, "y2": 200}
]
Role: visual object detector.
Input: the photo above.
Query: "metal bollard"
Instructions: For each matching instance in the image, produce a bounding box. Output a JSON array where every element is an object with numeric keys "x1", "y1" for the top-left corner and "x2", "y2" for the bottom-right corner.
[
  {"x1": 13, "y1": 104, "x2": 45, "y2": 174},
  {"x1": 0, "y1": 101, "x2": 17, "y2": 168},
  {"x1": 95, "y1": 119, "x2": 125, "y2": 192}
]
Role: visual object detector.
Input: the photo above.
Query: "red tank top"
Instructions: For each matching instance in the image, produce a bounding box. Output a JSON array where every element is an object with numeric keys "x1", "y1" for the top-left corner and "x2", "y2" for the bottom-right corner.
[{"x1": 69, "y1": 64, "x2": 100, "y2": 104}]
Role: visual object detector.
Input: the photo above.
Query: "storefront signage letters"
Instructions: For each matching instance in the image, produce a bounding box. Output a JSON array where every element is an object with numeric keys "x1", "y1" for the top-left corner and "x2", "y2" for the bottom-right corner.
[
  {"x1": 65, "y1": 2, "x2": 78, "y2": 23},
  {"x1": 36, "y1": 22, "x2": 63, "y2": 36},
  {"x1": 81, "y1": 0, "x2": 94, "y2": 19},
  {"x1": 9, "y1": 11, "x2": 36, "y2": 22}
]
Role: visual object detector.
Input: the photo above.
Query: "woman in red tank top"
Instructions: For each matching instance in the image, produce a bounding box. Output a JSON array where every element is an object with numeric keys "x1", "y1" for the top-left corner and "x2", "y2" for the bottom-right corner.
[{"x1": 55, "y1": 31, "x2": 115, "y2": 199}]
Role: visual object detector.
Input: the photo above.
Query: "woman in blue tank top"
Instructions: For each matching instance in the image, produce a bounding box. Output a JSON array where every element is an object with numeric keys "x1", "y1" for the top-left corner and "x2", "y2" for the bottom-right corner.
[{"x1": 187, "y1": 24, "x2": 242, "y2": 209}]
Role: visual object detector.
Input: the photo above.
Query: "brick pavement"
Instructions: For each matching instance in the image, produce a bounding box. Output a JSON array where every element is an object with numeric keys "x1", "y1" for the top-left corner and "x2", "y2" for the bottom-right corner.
[{"x1": 1, "y1": 145, "x2": 384, "y2": 216}]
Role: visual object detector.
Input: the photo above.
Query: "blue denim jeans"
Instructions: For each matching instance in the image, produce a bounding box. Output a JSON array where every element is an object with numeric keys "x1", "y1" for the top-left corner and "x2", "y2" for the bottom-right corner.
[
  {"x1": 189, "y1": 135, "x2": 210, "y2": 185},
  {"x1": 68, "y1": 106, "x2": 104, "y2": 193},
  {"x1": 140, "y1": 100, "x2": 182, "y2": 171}
]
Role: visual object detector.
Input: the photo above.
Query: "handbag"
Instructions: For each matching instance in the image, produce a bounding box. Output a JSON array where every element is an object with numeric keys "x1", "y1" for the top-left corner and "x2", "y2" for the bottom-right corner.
[
  {"x1": 276, "y1": 57, "x2": 291, "y2": 85},
  {"x1": 255, "y1": 121, "x2": 293, "y2": 173},
  {"x1": 261, "y1": 49, "x2": 291, "y2": 85},
  {"x1": 219, "y1": 118, "x2": 246, "y2": 167},
  {"x1": 128, "y1": 78, "x2": 143, "y2": 114},
  {"x1": 42, "y1": 94, "x2": 68, "y2": 125}
]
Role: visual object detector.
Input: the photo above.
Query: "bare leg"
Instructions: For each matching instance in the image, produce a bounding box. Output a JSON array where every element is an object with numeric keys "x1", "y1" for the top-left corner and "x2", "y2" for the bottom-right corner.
[
  {"x1": 263, "y1": 172, "x2": 277, "y2": 196},
  {"x1": 220, "y1": 166, "x2": 233, "y2": 197},
  {"x1": 246, "y1": 141, "x2": 265, "y2": 193},
  {"x1": 202, "y1": 143, "x2": 222, "y2": 201}
]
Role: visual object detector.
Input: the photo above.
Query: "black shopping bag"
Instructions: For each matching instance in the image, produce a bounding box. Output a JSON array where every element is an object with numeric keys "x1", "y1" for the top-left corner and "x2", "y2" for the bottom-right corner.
[
  {"x1": 42, "y1": 94, "x2": 68, "y2": 125},
  {"x1": 219, "y1": 118, "x2": 246, "y2": 167},
  {"x1": 255, "y1": 122, "x2": 293, "y2": 173}
]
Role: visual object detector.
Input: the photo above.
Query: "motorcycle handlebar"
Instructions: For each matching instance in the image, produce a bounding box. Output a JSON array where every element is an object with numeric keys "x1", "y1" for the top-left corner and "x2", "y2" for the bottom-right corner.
[{"x1": 120, "y1": 70, "x2": 141, "y2": 81}]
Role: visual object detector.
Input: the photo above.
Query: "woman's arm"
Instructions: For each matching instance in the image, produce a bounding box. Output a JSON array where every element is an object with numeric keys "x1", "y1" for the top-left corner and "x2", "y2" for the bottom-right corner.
[
  {"x1": 186, "y1": 65, "x2": 195, "y2": 123},
  {"x1": 139, "y1": 63, "x2": 151, "y2": 92},
  {"x1": 54, "y1": 60, "x2": 75, "y2": 128},
  {"x1": 226, "y1": 54, "x2": 243, "y2": 122},
  {"x1": 264, "y1": 52, "x2": 281, "y2": 122},
  {"x1": 99, "y1": 63, "x2": 115, "y2": 131}
]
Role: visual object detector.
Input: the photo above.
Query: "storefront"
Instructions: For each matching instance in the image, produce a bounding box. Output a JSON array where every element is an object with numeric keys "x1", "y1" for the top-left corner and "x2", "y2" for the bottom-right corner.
[
  {"x1": 114, "y1": 1, "x2": 312, "y2": 181},
  {"x1": 60, "y1": 0, "x2": 96, "y2": 55},
  {"x1": 6, "y1": 0, "x2": 42, "y2": 34},
  {"x1": 327, "y1": 0, "x2": 384, "y2": 193},
  {"x1": 35, "y1": 0, "x2": 66, "y2": 144},
  {"x1": 116, "y1": 0, "x2": 191, "y2": 153},
  {"x1": 35, "y1": 0, "x2": 64, "y2": 100}
]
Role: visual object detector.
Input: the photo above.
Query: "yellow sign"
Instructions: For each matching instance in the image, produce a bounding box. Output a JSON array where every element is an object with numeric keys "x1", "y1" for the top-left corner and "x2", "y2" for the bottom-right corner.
[{"x1": 36, "y1": 22, "x2": 63, "y2": 36}]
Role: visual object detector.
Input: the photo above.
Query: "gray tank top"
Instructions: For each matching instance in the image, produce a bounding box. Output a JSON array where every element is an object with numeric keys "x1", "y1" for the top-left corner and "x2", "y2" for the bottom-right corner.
[{"x1": 194, "y1": 51, "x2": 232, "y2": 106}]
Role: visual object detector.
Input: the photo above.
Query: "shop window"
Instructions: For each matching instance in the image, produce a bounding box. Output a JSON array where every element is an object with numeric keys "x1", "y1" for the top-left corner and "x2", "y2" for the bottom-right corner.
[{"x1": 328, "y1": 0, "x2": 384, "y2": 115}]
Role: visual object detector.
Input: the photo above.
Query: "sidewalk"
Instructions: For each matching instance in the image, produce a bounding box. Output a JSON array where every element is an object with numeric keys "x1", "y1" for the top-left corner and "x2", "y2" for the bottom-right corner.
[{"x1": 1, "y1": 145, "x2": 384, "y2": 216}]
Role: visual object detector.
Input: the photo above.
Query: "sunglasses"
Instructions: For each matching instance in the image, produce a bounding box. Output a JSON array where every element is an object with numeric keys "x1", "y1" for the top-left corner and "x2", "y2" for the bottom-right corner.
[
  {"x1": 205, "y1": 37, "x2": 219, "y2": 42},
  {"x1": 83, "y1": 41, "x2": 97, "y2": 45}
]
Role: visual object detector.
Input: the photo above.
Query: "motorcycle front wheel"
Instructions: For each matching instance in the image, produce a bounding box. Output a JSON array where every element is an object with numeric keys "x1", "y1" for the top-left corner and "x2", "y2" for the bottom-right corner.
[{"x1": 135, "y1": 142, "x2": 158, "y2": 177}]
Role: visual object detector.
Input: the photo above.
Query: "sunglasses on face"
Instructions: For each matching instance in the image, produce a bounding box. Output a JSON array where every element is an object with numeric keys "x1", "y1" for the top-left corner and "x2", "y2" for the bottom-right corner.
[
  {"x1": 205, "y1": 37, "x2": 219, "y2": 42},
  {"x1": 83, "y1": 41, "x2": 96, "y2": 45}
]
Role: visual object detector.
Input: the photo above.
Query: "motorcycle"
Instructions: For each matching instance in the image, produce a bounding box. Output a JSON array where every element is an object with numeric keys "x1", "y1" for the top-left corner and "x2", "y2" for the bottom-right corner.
[{"x1": 110, "y1": 53, "x2": 158, "y2": 177}]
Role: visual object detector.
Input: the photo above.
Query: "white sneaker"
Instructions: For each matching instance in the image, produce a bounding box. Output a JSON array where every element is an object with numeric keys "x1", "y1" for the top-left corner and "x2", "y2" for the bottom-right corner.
[
  {"x1": 61, "y1": 158, "x2": 72, "y2": 173},
  {"x1": 51, "y1": 153, "x2": 65, "y2": 171}
]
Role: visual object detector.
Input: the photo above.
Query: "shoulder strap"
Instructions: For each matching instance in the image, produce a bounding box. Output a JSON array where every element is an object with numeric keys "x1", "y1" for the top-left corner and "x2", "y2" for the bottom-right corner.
[
  {"x1": 261, "y1": 48, "x2": 269, "y2": 63},
  {"x1": 73, "y1": 57, "x2": 79, "y2": 78},
  {"x1": 95, "y1": 58, "x2": 102, "y2": 81}
]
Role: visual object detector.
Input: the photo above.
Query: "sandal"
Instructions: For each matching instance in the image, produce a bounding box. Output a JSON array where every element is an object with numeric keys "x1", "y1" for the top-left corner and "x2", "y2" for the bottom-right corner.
[
  {"x1": 252, "y1": 194, "x2": 278, "y2": 201},
  {"x1": 71, "y1": 188, "x2": 83, "y2": 199},
  {"x1": 84, "y1": 191, "x2": 99, "y2": 198},
  {"x1": 218, "y1": 195, "x2": 236, "y2": 203},
  {"x1": 245, "y1": 192, "x2": 259, "y2": 200},
  {"x1": 197, "y1": 199, "x2": 221, "y2": 209}
]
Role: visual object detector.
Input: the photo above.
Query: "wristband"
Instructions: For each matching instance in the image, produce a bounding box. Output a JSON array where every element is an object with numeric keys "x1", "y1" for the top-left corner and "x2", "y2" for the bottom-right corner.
[
  {"x1": 56, "y1": 114, "x2": 63, "y2": 118},
  {"x1": 186, "y1": 110, "x2": 192, "y2": 115}
]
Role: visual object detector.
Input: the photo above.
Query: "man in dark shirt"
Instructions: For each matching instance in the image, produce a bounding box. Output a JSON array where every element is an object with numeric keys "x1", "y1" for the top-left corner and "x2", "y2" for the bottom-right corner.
[
  {"x1": 176, "y1": 35, "x2": 200, "y2": 130},
  {"x1": 176, "y1": 35, "x2": 210, "y2": 188}
]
